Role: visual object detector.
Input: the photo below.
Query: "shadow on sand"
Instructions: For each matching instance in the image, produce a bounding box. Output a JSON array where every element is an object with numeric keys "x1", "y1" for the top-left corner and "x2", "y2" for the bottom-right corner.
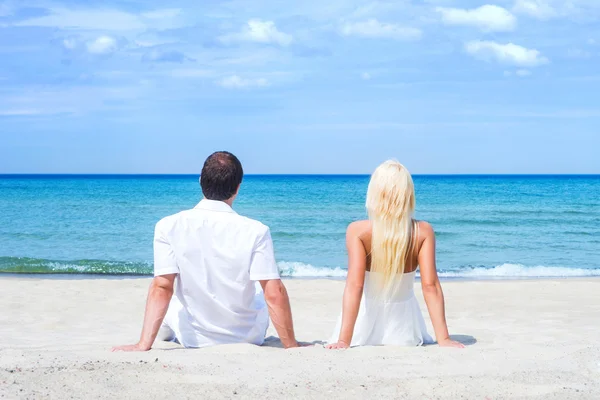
[
  {"x1": 449, "y1": 334, "x2": 477, "y2": 346},
  {"x1": 263, "y1": 335, "x2": 477, "y2": 348},
  {"x1": 154, "y1": 334, "x2": 476, "y2": 350},
  {"x1": 262, "y1": 336, "x2": 325, "y2": 348}
]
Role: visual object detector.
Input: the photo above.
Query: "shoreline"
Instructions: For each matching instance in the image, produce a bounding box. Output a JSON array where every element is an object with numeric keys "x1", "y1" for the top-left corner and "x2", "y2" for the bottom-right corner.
[{"x1": 2, "y1": 271, "x2": 600, "y2": 283}]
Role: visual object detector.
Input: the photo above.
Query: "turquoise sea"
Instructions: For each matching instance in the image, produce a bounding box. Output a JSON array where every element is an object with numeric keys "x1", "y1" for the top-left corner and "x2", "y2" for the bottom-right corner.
[{"x1": 0, "y1": 175, "x2": 599, "y2": 278}]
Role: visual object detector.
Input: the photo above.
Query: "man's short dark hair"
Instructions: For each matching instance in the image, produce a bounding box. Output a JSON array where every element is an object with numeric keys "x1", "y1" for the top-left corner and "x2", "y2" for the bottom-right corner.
[{"x1": 200, "y1": 151, "x2": 244, "y2": 201}]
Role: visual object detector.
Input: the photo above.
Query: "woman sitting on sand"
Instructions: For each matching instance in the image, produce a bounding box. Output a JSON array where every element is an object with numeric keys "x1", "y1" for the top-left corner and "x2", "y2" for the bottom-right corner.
[{"x1": 326, "y1": 160, "x2": 464, "y2": 349}]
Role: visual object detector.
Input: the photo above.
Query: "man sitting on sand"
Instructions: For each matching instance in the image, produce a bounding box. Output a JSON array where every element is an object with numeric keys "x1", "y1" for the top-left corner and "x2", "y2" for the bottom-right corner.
[{"x1": 113, "y1": 151, "x2": 301, "y2": 350}]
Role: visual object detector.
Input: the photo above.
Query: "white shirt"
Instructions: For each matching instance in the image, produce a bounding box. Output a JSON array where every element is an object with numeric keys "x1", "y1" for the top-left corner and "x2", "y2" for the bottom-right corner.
[{"x1": 154, "y1": 199, "x2": 280, "y2": 348}]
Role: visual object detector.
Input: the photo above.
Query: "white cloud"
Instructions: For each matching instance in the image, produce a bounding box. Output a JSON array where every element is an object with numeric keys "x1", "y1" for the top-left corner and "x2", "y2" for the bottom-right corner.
[
  {"x1": 217, "y1": 75, "x2": 270, "y2": 89},
  {"x1": 512, "y1": 0, "x2": 600, "y2": 20},
  {"x1": 0, "y1": 84, "x2": 149, "y2": 117},
  {"x1": 436, "y1": 5, "x2": 516, "y2": 32},
  {"x1": 340, "y1": 19, "x2": 422, "y2": 40},
  {"x1": 134, "y1": 40, "x2": 172, "y2": 48},
  {"x1": 0, "y1": 109, "x2": 50, "y2": 116},
  {"x1": 513, "y1": 0, "x2": 557, "y2": 19},
  {"x1": 503, "y1": 69, "x2": 532, "y2": 77},
  {"x1": 141, "y1": 9, "x2": 181, "y2": 19},
  {"x1": 62, "y1": 38, "x2": 78, "y2": 50},
  {"x1": 139, "y1": 8, "x2": 185, "y2": 30},
  {"x1": 15, "y1": 9, "x2": 145, "y2": 31},
  {"x1": 465, "y1": 40, "x2": 549, "y2": 67},
  {"x1": 0, "y1": 3, "x2": 11, "y2": 17},
  {"x1": 86, "y1": 36, "x2": 118, "y2": 54},
  {"x1": 142, "y1": 49, "x2": 193, "y2": 63},
  {"x1": 516, "y1": 69, "x2": 532, "y2": 76},
  {"x1": 219, "y1": 19, "x2": 293, "y2": 47},
  {"x1": 133, "y1": 33, "x2": 178, "y2": 48},
  {"x1": 567, "y1": 48, "x2": 592, "y2": 59},
  {"x1": 171, "y1": 69, "x2": 214, "y2": 78},
  {"x1": 589, "y1": 38, "x2": 596, "y2": 45},
  {"x1": 13, "y1": 8, "x2": 185, "y2": 31},
  {"x1": 361, "y1": 72, "x2": 371, "y2": 80}
]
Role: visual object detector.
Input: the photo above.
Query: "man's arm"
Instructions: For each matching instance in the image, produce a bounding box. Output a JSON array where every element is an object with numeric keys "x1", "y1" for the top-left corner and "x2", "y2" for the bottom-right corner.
[
  {"x1": 250, "y1": 226, "x2": 299, "y2": 349},
  {"x1": 112, "y1": 274, "x2": 176, "y2": 352},
  {"x1": 259, "y1": 279, "x2": 299, "y2": 349}
]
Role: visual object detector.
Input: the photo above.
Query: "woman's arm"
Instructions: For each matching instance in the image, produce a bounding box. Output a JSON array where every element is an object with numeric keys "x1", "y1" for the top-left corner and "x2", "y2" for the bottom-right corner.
[
  {"x1": 326, "y1": 222, "x2": 368, "y2": 349},
  {"x1": 418, "y1": 222, "x2": 464, "y2": 348}
]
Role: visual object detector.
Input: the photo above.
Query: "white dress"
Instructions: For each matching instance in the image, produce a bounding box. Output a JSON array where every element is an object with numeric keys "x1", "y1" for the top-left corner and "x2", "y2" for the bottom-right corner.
[{"x1": 329, "y1": 270, "x2": 434, "y2": 346}]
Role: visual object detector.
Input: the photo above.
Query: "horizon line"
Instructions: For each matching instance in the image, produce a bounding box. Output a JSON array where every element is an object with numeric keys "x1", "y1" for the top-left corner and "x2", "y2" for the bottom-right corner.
[{"x1": 1, "y1": 173, "x2": 600, "y2": 177}]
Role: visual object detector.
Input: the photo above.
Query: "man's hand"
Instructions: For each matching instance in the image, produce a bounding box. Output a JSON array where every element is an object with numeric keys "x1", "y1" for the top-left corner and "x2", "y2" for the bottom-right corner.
[
  {"x1": 325, "y1": 340, "x2": 350, "y2": 350},
  {"x1": 111, "y1": 343, "x2": 151, "y2": 352}
]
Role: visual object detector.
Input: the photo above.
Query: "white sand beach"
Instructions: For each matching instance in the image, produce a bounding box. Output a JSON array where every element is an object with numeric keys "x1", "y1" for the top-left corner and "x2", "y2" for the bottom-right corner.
[{"x1": 1, "y1": 277, "x2": 599, "y2": 399}]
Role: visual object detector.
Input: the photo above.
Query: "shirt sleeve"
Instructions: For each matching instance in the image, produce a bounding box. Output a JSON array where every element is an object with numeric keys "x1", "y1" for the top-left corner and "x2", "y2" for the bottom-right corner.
[
  {"x1": 249, "y1": 227, "x2": 281, "y2": 281},
  {"x1": 153, "y1": 218, "x2": 180, "y2": 277}
]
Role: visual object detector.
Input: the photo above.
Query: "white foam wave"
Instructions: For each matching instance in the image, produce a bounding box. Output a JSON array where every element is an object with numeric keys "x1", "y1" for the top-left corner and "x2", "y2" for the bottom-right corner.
[
  {"x1": 277, "y1": 262, "x2": 600, "y2": 279},
  {"x1": 436, "y1": 264, "x2": 600, "y2": 278},
  {"x1": 278, "y1": 262, "x2": 347, "y2": 278}
]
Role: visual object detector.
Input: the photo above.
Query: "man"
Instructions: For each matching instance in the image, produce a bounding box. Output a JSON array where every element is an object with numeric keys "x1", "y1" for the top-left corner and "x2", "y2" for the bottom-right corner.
[{"x1": 112, "y1": 151, "x2": 300, "y2": 351}]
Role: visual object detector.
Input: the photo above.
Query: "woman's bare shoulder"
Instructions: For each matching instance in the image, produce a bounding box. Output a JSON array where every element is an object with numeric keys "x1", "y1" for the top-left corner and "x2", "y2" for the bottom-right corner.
[
  {"x1": 416, "y1": 220, "x2": 435, "y2": 241},
  {"x1": 347, "y1": 220, "x2": 372, "y2": 238}
]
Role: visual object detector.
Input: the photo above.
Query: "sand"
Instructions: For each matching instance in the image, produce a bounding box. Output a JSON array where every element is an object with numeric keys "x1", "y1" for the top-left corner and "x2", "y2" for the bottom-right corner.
[{"x1": 1, "y1": 276, "x2": 599, "y2": 399}]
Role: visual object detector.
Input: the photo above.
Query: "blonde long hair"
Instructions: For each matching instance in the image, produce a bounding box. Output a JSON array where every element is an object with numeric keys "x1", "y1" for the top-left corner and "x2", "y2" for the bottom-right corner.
[{"x1": 366, "y1": 160, "x2": 417, "y2": 287}]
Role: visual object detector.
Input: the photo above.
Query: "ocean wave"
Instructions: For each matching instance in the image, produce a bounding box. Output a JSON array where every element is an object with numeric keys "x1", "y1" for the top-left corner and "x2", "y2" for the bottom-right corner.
[
  {"x1": 0, "y1": 257, "x2": 349, "y2": 277},
  {"x1": 437, "y1": 264, "x2": 600, "y2": 278},
  {"x1": 278, "y1": 262, "x2": 600, "y2": 279},
  {"x1": 0, "y1": 257, "x2": 152, "y2": 275},
  {"x1": 279, "y1": 262, "x2": 600, "y2": 279},
  {"x1": 1, "y1": 257, "x2": 598, "y2": 279},
  {"x1": 278, "y1": 262, "x2": 347, "y2": 278}
]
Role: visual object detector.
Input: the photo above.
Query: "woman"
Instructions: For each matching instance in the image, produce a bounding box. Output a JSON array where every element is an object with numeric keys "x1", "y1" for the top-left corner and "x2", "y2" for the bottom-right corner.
[{"x1": 327, "y1": 160, "x2": 464, "y2": 349}]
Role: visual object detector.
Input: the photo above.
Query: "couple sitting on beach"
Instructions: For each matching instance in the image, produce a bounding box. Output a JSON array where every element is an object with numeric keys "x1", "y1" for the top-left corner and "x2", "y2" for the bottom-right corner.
[{"x1": 113, "y1": 152, "x2": 463, "y2": 351}]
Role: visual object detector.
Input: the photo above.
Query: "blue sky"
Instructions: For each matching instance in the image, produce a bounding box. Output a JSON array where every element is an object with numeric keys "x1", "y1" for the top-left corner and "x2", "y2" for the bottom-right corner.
[{"x1": 0, "y1": 0, "x2": 599, "y2": 174}]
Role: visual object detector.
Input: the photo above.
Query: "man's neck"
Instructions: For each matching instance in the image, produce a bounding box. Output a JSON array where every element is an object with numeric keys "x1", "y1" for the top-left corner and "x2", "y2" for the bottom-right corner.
[{"x1": 205, "y1": 198, "x2": 234, "y2": 208}]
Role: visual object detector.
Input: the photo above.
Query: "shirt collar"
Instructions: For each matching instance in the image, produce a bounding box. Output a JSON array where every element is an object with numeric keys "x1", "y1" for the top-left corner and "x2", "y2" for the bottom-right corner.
[{"x1": 194, "y1": 199, "x2": 237, "y2": 214}]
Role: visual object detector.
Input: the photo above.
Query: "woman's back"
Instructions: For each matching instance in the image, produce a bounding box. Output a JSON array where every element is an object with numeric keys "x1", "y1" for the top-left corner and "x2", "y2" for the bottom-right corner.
[
  {"x1": 355, "y1": 218, "x2": 423, "y2": 302},
  {"x1": 351, "y1": 219, "x2": 423, "y2": 274}
]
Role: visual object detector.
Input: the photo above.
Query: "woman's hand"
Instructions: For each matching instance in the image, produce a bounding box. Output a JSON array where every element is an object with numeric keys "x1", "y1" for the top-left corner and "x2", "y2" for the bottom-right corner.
[
  {"x1": 325, "y1": 340, "x2": 350, "y2": 350},
  {"x1": 438, "y1": 338, "x2": 465, "y2": 348},
  {"x1": 111, "y1": 343, "x2": 151, "y2": 352}
]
